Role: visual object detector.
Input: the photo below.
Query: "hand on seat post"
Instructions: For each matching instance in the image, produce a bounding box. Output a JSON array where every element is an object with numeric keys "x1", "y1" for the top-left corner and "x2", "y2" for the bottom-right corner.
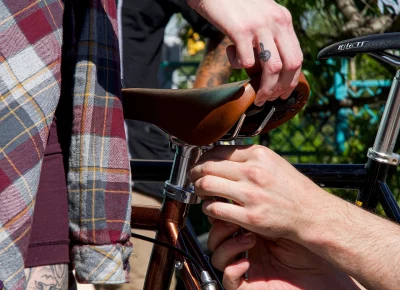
[
  {"x1": 189, "y1": 145, "x2": 400, "y2": 290},
  {"x1": 187, "y1": 0, "x2": 303, "y2": 106}
]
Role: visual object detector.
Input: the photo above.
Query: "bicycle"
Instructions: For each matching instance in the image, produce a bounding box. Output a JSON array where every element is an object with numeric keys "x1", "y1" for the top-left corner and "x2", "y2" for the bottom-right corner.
[{"x1": 122, "y1": 32, "x2": 400, "y2": 290}]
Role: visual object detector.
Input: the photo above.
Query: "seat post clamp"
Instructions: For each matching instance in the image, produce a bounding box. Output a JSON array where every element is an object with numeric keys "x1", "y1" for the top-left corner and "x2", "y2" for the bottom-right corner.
[
  {"x1": 367, "y1": 148, "x2": 400, "y2": 166},
  {"x1": 164, "y1": 181, "x2": 200, "y2": 204}
]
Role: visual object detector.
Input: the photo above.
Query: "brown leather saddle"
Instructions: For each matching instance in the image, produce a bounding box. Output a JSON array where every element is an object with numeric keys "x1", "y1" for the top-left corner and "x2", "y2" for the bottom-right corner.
[{"x1": 122, "y1": 72, "x2": 310, "y2": 146}]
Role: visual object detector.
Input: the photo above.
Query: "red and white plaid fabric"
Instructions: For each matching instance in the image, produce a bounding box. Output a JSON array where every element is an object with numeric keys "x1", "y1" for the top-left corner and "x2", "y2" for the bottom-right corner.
[{"x1": 0, "y1": 0, "x2": 132, "y2": 288}]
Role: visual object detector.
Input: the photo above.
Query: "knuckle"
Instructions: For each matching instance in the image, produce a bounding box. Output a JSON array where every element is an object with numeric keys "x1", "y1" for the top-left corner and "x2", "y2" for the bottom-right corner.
[
  {"x1": 286, "y1": 57, "x2": 303, "y2": 72},
  {"x1": 247, "y1": 166, "x2": 267, "y2": 186},
  {"x1": 201, "y1": 162, "x2": 214, "y2": 176},
  {"x1": 242, "y1": 188, "x2": 258, "y2": 201},
  {"x1": 240, "y1": 58, "x2": 255, "y2": 68},
  {"x1": 275, "y1": 6, "x2": 293, "y2": 26},
  {"x1": 251, "y1": 145, "x2": 269, "y2": 160},
  {"x1": 268, "y1": 60, "x2": 283, "y2": 74},
  {"x1": 232, "y1": 23, "x2": 252, "y2": 39},
  {"x1": 258, "y1": 88, "x2": 274, "y2": 99},
  {"x1": 245, "y1": 210, "x2": 264, "y2": 226},
  {"x1": 206, "y1": 203, "x2": 224, "y2": 219},
  {"x1": 197, "y1": 176, "x2": 215, "y2": 192},
  {"x1": 242, "y1": 165, "x2": 264, "y2": 183}
]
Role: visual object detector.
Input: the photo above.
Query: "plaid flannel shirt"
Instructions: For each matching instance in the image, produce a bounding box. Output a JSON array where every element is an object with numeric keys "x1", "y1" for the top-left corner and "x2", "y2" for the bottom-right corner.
[{"x1": 0, "y1": 0, "x2": 132, "y2": 288}]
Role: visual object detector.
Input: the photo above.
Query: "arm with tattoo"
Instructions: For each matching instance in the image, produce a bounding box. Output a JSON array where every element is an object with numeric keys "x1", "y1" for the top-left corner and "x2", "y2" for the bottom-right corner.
[
  {"x1": 24, "y1": 264, "x2": 68, "y2": 290},
  {"x1": 193, "y1": 35, "x2": 233, "y2": 88}
]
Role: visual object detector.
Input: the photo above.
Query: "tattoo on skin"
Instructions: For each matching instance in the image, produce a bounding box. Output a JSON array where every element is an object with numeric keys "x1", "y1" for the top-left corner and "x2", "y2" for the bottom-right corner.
[
  {"x1": 24, "y1": 264, "x2": 68, "y2": 290},
  {"x1": 259, "y1": 43, "x2": 271, "y2": 62},
  {"x1": 194, "y1": 35, "x2": 233, "y2": 88}
]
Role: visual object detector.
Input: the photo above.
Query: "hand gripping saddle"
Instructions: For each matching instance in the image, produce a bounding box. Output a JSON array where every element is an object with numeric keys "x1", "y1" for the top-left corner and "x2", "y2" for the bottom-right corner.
[{"x1": 123, "y1": 73, "x2": 310, "y2": 146}]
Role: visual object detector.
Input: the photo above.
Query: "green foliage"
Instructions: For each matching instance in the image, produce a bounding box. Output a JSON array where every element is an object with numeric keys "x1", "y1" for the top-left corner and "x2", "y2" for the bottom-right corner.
[
  {"x1": 223, "y1": 0, "x2": 400, "y2": 213},
  {"x1": 186, "y1": 1, "x2": 400, "y2": 237}
]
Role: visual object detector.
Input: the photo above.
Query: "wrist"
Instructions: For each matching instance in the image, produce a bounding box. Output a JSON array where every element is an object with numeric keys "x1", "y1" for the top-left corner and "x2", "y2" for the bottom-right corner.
[
  {"x1": 290, "y1": 185, "x2": 353, "y2": 248},
  {"x1": 293, "y1": 190, "x2": 400, "y2": 290}
]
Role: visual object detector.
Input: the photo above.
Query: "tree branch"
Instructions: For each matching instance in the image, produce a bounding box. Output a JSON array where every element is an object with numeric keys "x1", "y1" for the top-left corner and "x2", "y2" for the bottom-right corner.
[{"x1": 335, "y1": 0, "x2": 362, "y2": 22}]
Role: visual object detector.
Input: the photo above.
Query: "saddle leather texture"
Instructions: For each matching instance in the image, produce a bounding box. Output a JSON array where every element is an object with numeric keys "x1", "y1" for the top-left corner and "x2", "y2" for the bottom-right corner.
[{"x1": 123, "y1": 72, "x2": 310, "y2": 145}]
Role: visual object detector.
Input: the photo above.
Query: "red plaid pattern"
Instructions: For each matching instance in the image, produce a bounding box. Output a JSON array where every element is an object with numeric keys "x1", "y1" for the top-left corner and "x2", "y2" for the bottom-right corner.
[{"x1": 0, "y1": 0, "x2": 132, "y2": 288}]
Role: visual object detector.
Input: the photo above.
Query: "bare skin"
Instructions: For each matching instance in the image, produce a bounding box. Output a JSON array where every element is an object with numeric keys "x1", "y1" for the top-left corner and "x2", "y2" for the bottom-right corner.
[
  {"x1": 188, "y1": 0, "x2": 303, "y2": 105},
  {"x1": 194, "y1": 35, "x2": 233, "y2": 88},
  {"x1": 190, "y1": 145, "x2": 400, "y2": 290},
  {"x1": 24, "y1": 264, "x2": 68, "y2": 290},
  {"x1": 208, "y1": 219, "x2": 364, "y2": 290}
]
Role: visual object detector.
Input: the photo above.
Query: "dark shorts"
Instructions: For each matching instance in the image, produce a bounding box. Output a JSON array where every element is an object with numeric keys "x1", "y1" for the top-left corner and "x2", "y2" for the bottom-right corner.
[{"x1": 25, "y1": 117, "x2": 69, "y2": 268}]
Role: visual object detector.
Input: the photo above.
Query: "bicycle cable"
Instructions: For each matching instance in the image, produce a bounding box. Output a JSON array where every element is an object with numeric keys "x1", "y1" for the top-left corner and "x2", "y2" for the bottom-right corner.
[{"x1": 131, "y1": 232, "x2": 205, "y2": 273}]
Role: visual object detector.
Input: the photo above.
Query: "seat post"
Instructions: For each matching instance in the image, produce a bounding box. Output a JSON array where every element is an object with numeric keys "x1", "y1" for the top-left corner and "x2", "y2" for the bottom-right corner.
[
  {"x1": 165, "y1": 137, "x2": 203, "y2": 204},
  {"x1": 368, "y1": 69, "x2": 400, "y2": 165},
  {"x1": 144, "y1": 137, "x2": 205, "y2": 290}
]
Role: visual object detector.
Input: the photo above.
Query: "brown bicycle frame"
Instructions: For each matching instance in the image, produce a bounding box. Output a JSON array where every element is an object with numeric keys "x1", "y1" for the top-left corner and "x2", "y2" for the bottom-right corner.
[{"x1": 131, "y1": 197, "x2": 221, "y2": 290}]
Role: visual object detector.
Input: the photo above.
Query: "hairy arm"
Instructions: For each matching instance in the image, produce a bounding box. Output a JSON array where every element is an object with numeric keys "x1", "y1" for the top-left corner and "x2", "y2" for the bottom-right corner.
[
  {"x1": 193, "y1": 35, "x2": 233, "y2": 88},
  {"x1": 298, "y1": 190, "x2": 400, "y2": 290},
  {"x1": 24, "y1": 264, "x2": 68, "y2": 290}
]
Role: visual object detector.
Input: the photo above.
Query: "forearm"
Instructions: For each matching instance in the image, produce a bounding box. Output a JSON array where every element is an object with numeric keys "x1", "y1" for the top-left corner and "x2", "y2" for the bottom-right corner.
[
  {"x1": 194, "y1": 35, "x2": 233, "y2": 88},
  {"x1": 24, "y1": 264, "x2": 68, "y2": 289},
  {"x1": 298, "y1": 189, "x2": 400, "y2": 290}
]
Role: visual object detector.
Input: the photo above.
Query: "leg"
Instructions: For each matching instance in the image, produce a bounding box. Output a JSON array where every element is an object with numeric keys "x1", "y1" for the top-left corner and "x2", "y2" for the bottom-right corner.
[{"x1": 24, "y1": 264, "x2": 68, "y2": 290}]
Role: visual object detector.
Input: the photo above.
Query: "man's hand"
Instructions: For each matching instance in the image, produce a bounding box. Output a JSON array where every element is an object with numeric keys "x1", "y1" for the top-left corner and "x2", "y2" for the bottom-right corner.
[
  {"x1": 190, "y1": 145, "x2": 319, "y2": 240},
  {"x1": 190, "y1": 145, "x2": 400, "y2": 290},
  {"x1": 187, "y1": 0, "x2": 303, "y2": 106},
  {"x1": 208, "y1": 218, "x2": 362, "y2": 290}
]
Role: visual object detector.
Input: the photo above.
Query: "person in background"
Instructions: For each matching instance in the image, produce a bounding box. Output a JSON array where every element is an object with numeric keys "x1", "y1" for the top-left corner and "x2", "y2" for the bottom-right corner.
[{"x1": 95, "y1": 1, "x2": 232, "y2": 290}]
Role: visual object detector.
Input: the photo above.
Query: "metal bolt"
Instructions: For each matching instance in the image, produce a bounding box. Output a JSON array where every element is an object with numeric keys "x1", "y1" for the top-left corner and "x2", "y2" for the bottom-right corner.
[
  {"x1": 180, "y1": 192, "x2": 187, "y2": 201},
  {"x1": 175, "y1": 261, "x2": 183, "y2": 270}
]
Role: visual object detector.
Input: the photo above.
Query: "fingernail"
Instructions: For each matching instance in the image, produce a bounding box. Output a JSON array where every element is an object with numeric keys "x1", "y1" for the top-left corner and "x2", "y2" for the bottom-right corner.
[
  {"x1": 237, "y1": 233, "x2": 253, "y2": 244},
  {"x1": 255, "y1": 101, "x2": 265, "y2": 107}
]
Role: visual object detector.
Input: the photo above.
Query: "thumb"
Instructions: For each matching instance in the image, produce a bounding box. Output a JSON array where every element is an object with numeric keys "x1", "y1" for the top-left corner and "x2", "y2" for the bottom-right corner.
[{"x1": 223, "y1": 258, "x2": 250, "y2": 290}]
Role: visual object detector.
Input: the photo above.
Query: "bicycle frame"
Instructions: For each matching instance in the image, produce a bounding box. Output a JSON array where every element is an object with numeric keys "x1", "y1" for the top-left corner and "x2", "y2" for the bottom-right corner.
[{"x1": 130, "y1": 69, "x2": 400, "y2": 290}]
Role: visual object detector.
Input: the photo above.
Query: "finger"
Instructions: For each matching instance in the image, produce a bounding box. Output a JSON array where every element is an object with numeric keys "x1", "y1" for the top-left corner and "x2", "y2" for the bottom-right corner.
[
  {"x1": 226, "y1": 41, "x2": 255, "y2": 69},
  {"x1": 190, "y1": 159, "x2": 243, "y2": 183},
  {"x1": 208, "y1": 220, "x2": 241, "y2": 252},
  {"x1": 202, "y1": 200, "x2": 247, "y2": 226},
  {"x1": 194, "y1": 176, "x2": 246, "y2": 205},
  {"x1": 279, "y1": 69, "x2": 301, "y2": 100},
  {"x1": 196, "y1": 145, "x2": 253, "y2": 164},
  {"x1": 254, "y1": 35, "x2": 282, "y2": 106},
  {"x1": 208, "y1": 216, "x2": 217, "y2": 225},
  {"x1": 244, "y1": 48, "x2": 262, "y2": 78},
  {"x1": 274, "y1": 29, "x2": 303, "y2": 99},
  {"x1": 274, "y1": 67, "x2": 298, "y2": 99},
  {"x1": 211, "y1": 233, "x2": 256, "y2": 271},
  {"x1": 223, "y1": 259, "x2": 250, "y2": 290}
]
